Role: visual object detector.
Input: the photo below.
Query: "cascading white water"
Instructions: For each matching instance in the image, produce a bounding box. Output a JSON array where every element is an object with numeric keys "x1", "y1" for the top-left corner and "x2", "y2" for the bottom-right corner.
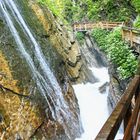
[
  {"x1": 74, "y1": 36, "x2": 123, "y2": 140},
  {"x1": 73, "y1": 67, "x2": 109, "y2": 140},
  {"x1": 0, "y1": 0, "x2": 80, "y2": 138},
  {"x1": 74, "y1": 67, "x2": 123, "y2": 140}
]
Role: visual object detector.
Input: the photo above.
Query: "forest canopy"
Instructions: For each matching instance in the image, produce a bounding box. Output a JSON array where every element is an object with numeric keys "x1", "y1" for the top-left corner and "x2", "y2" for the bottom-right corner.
[{"x1": 38, "y1": 0, "x2": 139, "y2": 25}]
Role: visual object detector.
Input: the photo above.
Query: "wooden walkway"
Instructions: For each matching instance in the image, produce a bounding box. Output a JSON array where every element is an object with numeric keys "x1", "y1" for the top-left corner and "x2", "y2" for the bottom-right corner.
[
  {"x1": 96, "y1": 75, "x2": 140, "y2": 140},
  {"x1": 73, "y1": 21, "x2": 124, "y2": 31},
  {"x1": 73, "y1": 22, "x2": 140, "y2": 52},
  {"x1": 122, "y1": 27, "x2": 140, "y2": 52}
]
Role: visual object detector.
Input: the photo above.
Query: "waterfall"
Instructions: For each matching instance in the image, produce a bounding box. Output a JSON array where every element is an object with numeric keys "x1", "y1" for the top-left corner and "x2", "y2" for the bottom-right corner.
[
  {"x1": 74, "y1": 66, "x2": 110, "y2": 140},
  {"x1": 0, "y1": 0, "x2": 80, "y2": 138},
  {"x1": 73, "y1": 36, "x2": 123, "y2": 140}
]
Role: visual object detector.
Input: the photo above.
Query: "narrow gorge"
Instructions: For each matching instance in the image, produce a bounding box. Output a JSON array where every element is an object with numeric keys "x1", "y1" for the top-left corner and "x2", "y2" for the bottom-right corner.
[{"x1": 0, "y1": 0, "x2": 139, "y2": 140}]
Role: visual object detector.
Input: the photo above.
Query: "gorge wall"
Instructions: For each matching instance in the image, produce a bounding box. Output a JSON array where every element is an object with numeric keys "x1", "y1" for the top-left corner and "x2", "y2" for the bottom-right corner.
[
  {"x1": 79, "y1": 33, "x2": 131, "y2": 111},
  {"x1": 0, "y1": 0, "x2": 89, "y2": 139}
]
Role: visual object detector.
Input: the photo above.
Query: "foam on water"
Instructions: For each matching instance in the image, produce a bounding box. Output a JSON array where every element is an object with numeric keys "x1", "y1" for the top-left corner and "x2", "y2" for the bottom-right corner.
[
  {"x1": 73, "y1": 67, "x2": 109, "y2": 140},
  {"x1": 74, "y1": 67, "x2": 124, "y2": 140}
]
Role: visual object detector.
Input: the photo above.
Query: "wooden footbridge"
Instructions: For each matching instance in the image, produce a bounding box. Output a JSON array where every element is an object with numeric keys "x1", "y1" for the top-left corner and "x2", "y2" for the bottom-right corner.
[
  {"x1": 73, "y1": 21, "x2": 140, "y2": 53},
  {"x1": 73, "y1": 21, "x2": 124, "y2": 31}
]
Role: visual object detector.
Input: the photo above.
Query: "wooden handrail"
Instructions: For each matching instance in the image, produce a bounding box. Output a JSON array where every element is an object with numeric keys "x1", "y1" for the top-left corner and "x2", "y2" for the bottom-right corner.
[
  {"x1": 122, "y1": 26, "x2": 140, "y2": 33},
  {"x1": 123, "y1": 91, "x2": 140, "y2": 140},
  {"x1": 95, "y1": 75, "x2": 140, "y2": 140},
  {"x1": 121, "y1": 27, "x2": 140, "y2": 49},
  {"x1": 73, "y1": 21, "x2": 124, "y2": 31},
  {"x1": 73, "y1": 21, "x2": 140, "y2": 51},
  {"x1": 72, "y1": 21, "x2": 124, "y2": 25}
]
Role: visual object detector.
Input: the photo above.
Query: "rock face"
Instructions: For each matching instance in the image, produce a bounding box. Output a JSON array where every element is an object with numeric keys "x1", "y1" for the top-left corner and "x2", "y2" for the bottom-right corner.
[
  {"x1": 29, "y1": 1, "x2": 84, "y2": 82},
  {"x1": 82, "y1": 33, "x2": 131, "y2": 112},
  {"x1": 0, "y1": 0, "x2": 84, "y2": 139},
  {"x1": 79, "y1": 33, "x2": 108, "y2": 83},
  {"x1": 81, "y1": 33, "x2": 107, "y2": 68},
  {"x1": 107, "y1": 63, "x2": 130, "y2": 112}
]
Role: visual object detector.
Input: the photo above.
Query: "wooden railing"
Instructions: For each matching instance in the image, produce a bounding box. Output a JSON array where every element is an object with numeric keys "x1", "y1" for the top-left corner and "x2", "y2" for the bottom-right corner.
[
  {"x1": 122, "y1": 27, "x2": 140, "y2": 52},
  {"x1": 73, "y1": 21, "x2": 124, "y2": 31},
  {"x1": 73, "y1": 21, "x2": 140, "y2": 52},
  {"x1": 95, "y1": 75, "x2": 140, "y2": 140}
]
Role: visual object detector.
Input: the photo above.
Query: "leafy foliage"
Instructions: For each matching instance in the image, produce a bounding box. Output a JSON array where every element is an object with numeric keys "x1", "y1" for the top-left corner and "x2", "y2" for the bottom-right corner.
[
  {"x1": 38, "y1": 0, "x2": 66, "y2": 20},
  {"x1": 38, "y1": 0, "x2": 135, "y2": 23},
  {"x1": 133, "y1": 0, "x2": 140, "y2": 13},
  {"x1": 132, "y1": 0, "x2": 140, "y2": 28},
  {"x1": 72, "y1": 0, "x2": 133, "y2": 22},
  {"x1": 91, "y1": 28, "x2": 138, "y2": 79},
  {"x1": 134, "y1": 15, "x2": 140, "y2": 28},
  {"x1": 76, "y1": 32, "x2": 85, "y2": 44}
]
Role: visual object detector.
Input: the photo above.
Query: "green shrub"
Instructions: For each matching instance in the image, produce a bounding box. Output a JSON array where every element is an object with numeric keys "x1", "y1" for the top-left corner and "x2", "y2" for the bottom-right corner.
[
  {"x1": 91, "y1": 29, "x2": 110, "y2": 52},
  {"x1": 132, "y1": 0, "x2": 140, "y2": 28},
  {"x1": 91, "y1": 28, "x2": 138, "y2": 79},
  {"x1": 134, "y1": 15, "x2": 140, "y2": 28},
  {"x1": 76, "y1": 32, "x2": 85, "y2": 44}
]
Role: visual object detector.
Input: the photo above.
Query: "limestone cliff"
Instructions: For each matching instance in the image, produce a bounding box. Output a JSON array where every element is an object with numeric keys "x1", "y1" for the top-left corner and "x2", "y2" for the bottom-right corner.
[
  {"x1": 0, "y1": 0, "x2": 84, "y2": 139},
  {"x1": 28, "y1": 0, "x2": 85, "y2": 82}
]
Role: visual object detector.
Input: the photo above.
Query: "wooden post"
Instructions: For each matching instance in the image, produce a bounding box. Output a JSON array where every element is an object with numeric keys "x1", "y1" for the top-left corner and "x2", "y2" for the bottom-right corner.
[
  {"x1": 124, "y1": 104, "x2": 132, "y2": 131},
  {"x1": 134, "y1": 112, "x2": 140, "y2": 140},
  {"x1": 107, "y1": 22, "x2": 109, "y2": 30},
  {"x1": 130, "y1": 30, "x2": 133, "y2": 47},
  {"x1": 121, "y1": 29, "x2": 124, "y2": 40},
  {"x1": 123, "y1": 92, "x2": 140, "y2": 140},
  {"x1": 84, "y1": 23, "x2": 86, "y2": 31},
  {"x1": 80, "y1": 24, "x2": 82, "y2": 31}
]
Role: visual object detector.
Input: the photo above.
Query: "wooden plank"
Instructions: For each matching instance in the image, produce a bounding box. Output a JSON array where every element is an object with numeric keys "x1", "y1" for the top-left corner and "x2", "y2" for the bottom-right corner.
[
  {"x1": 123, "y1": 92, "x2": 140, "y2": 140},
  {"x1": 122, "y1": 30, "x2": 140, "y2": 46},
  {"x1": 73, "y1": 22, "x2": 124, "y2": 31},
  {"x1": 122, "y1": 26, "x2": 140, "y2": 33},
  {"x1": 95, "y1": 75, "x2": 140, "y2": 140},
  {"x1": 124, "y1": 104, "x2": 132, "y2": 132},
  {"x1": 130, "y1": 30, "x2": 133, "y2": 47},
  {"x1": 132, "y1": 35, "x2": 140, "y2": 44}
]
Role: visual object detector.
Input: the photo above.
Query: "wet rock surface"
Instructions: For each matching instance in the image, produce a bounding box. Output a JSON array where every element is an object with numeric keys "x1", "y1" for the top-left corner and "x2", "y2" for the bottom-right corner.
[
  {"x1": 107, "y1": 63, "x2": 130, "y2": 112},
  {"x1": 0, "y1": 0, "x2": 84, "y2": 139}
]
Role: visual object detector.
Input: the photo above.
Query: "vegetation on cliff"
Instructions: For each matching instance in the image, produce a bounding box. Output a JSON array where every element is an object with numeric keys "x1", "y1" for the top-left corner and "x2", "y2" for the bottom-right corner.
[
  {"x1": 91, "y1": 28, "x2": 138, "y2": 79},
  {"x1": 76, "y1": 32, "x2": 85, "y2": 44},
  {"x1": 38, "y1": 0, "x2": 64, "y2": 19},
  {"x1": 38, "y1": 0, "x2": 137, "y2": 23},
  {"x1": 132, "y1": 0, "x2": 140, "y2": 28}
]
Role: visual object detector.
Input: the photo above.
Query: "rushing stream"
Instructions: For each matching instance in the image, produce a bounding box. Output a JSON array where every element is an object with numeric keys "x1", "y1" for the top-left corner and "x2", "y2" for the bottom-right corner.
[
  {"x1": 73, "y1": 35, "x2": 124, "y2": 140},
  {"x1": 74, "y1": 67, "x2": 109, "y2": 140},
  {"x1": 74, "y1": 67, "x2": 124, "y2": 140}
]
